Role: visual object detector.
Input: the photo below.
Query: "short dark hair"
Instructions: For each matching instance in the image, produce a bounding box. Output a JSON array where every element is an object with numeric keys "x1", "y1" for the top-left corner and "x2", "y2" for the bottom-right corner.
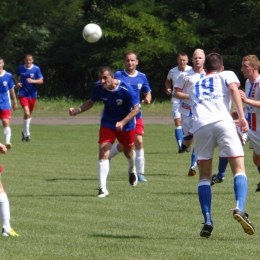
[
  {"x1": 204, "y1": 53, "x2": 223, "y2": 72},
  {"x1": 178, "y1": 52, "x2": 188, "y2": 58},
  {"x1": 125, "y1": 51, "x2": 138, "y2": 60},
  {"x1": 98, "y1": 66, "x2": 114, "y2": 76}
]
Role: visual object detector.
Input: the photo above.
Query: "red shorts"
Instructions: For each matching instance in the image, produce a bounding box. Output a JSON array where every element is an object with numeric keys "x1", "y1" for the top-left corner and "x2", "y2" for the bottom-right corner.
[
  {"x1": 19, "y1": 97, "x2": 36, "y2": 112},
  {"x1": 0, "y1": 110, "x2": 11, "y2": 120},
  {"x1": 99, "y1": 126, "x2": 135, "y2": 148},
  {"x1": 135, "y1": 118, "x2": 144, "y2": 136}
]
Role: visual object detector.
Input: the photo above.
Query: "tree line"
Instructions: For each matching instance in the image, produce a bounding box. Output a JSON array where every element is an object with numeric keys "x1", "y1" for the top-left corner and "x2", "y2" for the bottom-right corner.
[{"x1": 1, "y1": 0, "x2": 259, "y2": 100}]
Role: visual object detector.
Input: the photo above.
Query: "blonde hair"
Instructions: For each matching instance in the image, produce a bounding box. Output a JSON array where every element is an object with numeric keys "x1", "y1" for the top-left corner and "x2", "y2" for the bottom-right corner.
[{"x1": 242, "y1": 55, "x2": 260, "y2": 69}]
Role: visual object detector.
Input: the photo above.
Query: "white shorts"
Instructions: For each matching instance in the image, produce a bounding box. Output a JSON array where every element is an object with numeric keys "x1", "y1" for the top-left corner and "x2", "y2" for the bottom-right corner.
[
  {"x1": 181, "y1": 115, "x2": 193, "y2": 137},
  {"x1": 249, "y1": 130, "x2": 260, "y2": 155},
  {"x1": 194, "y1": 120, "x2": 244, "y2": 161},
  {"x1": 171, "y1": 97, "x2": 181, "y2": 119}
]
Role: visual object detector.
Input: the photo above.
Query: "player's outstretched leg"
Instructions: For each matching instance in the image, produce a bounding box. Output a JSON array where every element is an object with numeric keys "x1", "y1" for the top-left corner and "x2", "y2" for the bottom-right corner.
[
  {"x1": 198, "y1": 180, "x2": 214, "y2": 238},
  {"x1": 136, "y1": 149, "x2": 146, "y2": 182},
  {"x1": 233, "y1": 173, "x2": 254, "y2": 235}
]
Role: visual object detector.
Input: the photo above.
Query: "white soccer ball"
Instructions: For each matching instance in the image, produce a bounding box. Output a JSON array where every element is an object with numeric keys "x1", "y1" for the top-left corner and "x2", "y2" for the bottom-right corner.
[{"x1": 82, "y1": 23, "x2": 102, "y2": 43}]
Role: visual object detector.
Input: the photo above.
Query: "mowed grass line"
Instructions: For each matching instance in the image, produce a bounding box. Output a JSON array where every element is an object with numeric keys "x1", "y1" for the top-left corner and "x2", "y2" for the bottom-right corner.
[{"x1": 0, "y1": 124, "x2": 259, "y2": 259}]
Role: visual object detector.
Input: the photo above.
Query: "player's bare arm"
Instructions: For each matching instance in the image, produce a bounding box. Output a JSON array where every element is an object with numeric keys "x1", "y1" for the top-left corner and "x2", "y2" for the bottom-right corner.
[
  {"x1": 165, "y1": 78, "x2": 172, "y2": 95},
  {"x1": 115, "y1": 105, "x2": 139, "y2": 131},
  {"x1": 174, "y1": 88, "x2": 189, "y2": 100},
  {"x1": 230, "y1": 84, "x2": 248, "y2": 132},
  {"x1": 10, "y1": 88, "x2": 17, "y2": 110},
  {"x1": 239, "y1": 89, "x2": 260, "y2": 108},
  {"x1": 143, "y1": 92, "x2": 152, "y2": 104},
  {"x1": 69, "y1": 99, "x2": 95, "y2": 116},
  {"x1": 27, "y1": 78, "x2": 43, "y2": 84},
  {"x1": 14, "y1": 76, "x2": 22, "y2": 88}
]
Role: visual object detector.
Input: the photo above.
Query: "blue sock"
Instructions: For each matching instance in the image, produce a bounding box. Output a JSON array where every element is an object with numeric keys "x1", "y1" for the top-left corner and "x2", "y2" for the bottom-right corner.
[
  {"x1": 175, "y1": 126, "x2": 183, "y2": 149},
  {"x1": 216, "y1": 158, "x2": 228, "y2": 179},
  {"x1": 234, "y1": 174, "x2": 247, "y2": 212},
  {"x1": 258, "y1": 166, "x2": 260, "y2": 173},
  {"x1": 198, "y1": 180, "x2": 213, "y2": 225},
  {"x1": 190, "y1": 149, "x2": 196, "y2": 168}
]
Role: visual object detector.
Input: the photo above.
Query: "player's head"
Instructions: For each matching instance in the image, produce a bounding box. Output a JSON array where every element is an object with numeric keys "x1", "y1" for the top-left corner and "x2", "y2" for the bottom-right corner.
[
  {"x1": 0, "y1": 57, "x2": 4, "y2": 69},
  {"x1": 241, "y1": 55, "x2": 260, "y2": 79},
  {"x1": 204, "y1": 53, "x2": 223, "y2": 73},
  {"x1": 24, "y1": 54, "x2": 34, "y2": 68},
  {"x1": 177, "y1": 52, "x2": 189, "y2": 70},
  {"x1": 192, "y1": 49, "x2": 205, "y2": 68},
  {"x1": 124, "y1": 51, "x2": 139, "y2": 72},
  {"x1": 98, "y1": 66, "x2": 115, "y2": 89}
]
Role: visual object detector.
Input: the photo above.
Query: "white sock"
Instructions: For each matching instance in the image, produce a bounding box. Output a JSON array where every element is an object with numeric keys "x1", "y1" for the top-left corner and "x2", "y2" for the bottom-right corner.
[
  {"x1": 23, "y1": 118, "x2": 31, "y2": 136},
  {"x1": 98, "y1": 160, "x2": 109, "y2": 189},
  {"x1": 127, "y1": 150, "x2": 136, "y2": 172},
  {"x1": 135, "y1": 149, "x2": 145, "y2": 175},
  {"x1": 3, "y1": 127, "x2": 11, "y2": 144},
  {"x1": 109, "y1": 144, "x2": 120, "y2": 159},
  {"x1": 0, "y1": 193, "x2": 11, "y2": 231}
]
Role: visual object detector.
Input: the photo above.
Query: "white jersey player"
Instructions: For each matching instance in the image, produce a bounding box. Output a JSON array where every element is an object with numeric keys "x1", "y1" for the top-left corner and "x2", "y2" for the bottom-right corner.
[
  {"x1": 165, "y1": 52, "x2": 191, "y2": 153},
  {"x1": 240, "y1": 54, "x2": 260, "y2": 192},
  {"x1": 189, "y1": 52, "x2": 254, "y2": 238},
  {"x1": 174, "y1": 49, "x2": 205, "y2": 176}
]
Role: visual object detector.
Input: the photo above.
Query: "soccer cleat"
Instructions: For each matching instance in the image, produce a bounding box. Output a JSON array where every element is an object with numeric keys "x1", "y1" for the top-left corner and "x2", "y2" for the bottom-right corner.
[
  {"x1": 2, "y1": 227, "x2": 20, "y2": 237},
  {"x1": 188, "y1": 168, "x2": 196, "y2": 176},
  {"x1": 255, "y1": 182, "x2": 260, "y2": 192},
  {"x1": 178, "y1": 144, "x2": 188, "y2": 153},
  {"x1": 97, "y1": 188, "x2": 109, "y2": 198},
  {"x1": 22, "y1": 132, "x2": 30, "y2": 142},
  {"x1": 138, "y1": 174, "x2": 147, "y2": 182},
  {"x1": 186, "y1": 147, "x2": 190, "y2": 152},
  {"x1": 200, "y1": 223, "x2": 213, "y2": 238},
  {"x1": 5, "y1": 143, "x2": 12, "y2": 150},
  {"x1": 211, "y1": 174, "x2": 225, "y2": 186},
  {"x1": 128, "y1": 166, "x2": 138, "y2": 186},
  {"x1": 233, "y1": 209, "x2": 255, "y2": 235}
]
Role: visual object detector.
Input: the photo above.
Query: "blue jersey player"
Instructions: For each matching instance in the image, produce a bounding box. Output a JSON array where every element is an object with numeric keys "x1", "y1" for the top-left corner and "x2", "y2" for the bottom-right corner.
[
  {"x1": 14, "y1": 54, "x2": 43, "y2": 142},
  {"x1": 109, "y1": 52, "x2": 152, "y2": 182},
  {"x1": 69, "y1": 66, "x2": 140, "y2": 197},
  {"x1": 0, "y1": 57, "x2": 17, "y2": 149}
]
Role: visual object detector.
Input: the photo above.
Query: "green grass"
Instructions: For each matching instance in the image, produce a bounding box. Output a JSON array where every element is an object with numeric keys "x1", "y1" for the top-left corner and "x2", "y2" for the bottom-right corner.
[
  {"x1": 11, "y1": 97, "x2": 173, "y2": 118},
  {"x1": 0, "y1": 124, "x2": 259, "y2": 259}
]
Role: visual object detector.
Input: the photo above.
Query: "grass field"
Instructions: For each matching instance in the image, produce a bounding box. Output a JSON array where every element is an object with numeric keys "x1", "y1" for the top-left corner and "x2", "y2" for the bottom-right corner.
[
  {"x1": 11, "y1": 98, "x2": 173, "y2": 118},
  {"x1": 0, "y1": 121, "x2": 259, "y2": 259}
]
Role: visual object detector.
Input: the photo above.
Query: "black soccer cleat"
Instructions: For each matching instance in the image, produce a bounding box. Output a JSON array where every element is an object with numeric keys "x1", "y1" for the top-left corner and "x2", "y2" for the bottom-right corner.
[
  {"x1": 211, "y1": 174, "x2": 224, "y2": 186},
  {"x1": 233, "y1": 209, "x2": 255, "y2": 235},
  {"x1": 200, "y1": 223, "x2": 214, "y2": 238}
]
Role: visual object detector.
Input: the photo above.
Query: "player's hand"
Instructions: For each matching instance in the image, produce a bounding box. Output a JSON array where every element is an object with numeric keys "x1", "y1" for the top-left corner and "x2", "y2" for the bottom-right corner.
[
  {"x1": 142, "y1": 98, "x2": 151, "y2": 104},
  {"x1": 17, "y1": 83, "x2": 22, "y2": 88},
  {"x1": 239, "y1": 90, "x2": 247, "y2": 103},
  {"x1": 13, "y1": 102, "x2": 17, "y2": 111},
  {"x1": 27, "y1": 78, "x2": 34, "y2": 83},
  {"x1": 166, "y1": 88, "x2": 172, "y2": 95},
  {"x1": 115, "y1": 122, "x2": 123, "y2": 131},
  {"x1": 238, "y1": 117, "x2": 249, "y2": 133},
  {"x1": 69, "y1": 108, "x2": 80, "y2": 116},
  {"x1": 0, "y1": 144, "x2": 7, "y2": 154}
]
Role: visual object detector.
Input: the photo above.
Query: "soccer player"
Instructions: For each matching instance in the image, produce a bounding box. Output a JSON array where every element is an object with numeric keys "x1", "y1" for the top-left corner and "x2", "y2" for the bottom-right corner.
[
  {"x1": 190, "y1": 52, "x2": 254, "y2": 238},
  {"x1": 14, "y1": 54, "x2": 43, "y2": 142},
  {"x1": 108, "y1": 52, "x2": 151, "y2": 182},
  {"x1": 174, "y1": 49, "x2": 205, "y2": 176},
  {"x1": 0, "y1": 57, "x2": 17, "y2": 149},
  {"x1": 0, "y1": 143, "x2": 19, "y2": 237},
  {"x1": 239, "y1": 55, "x2": 260, "y2": 192},
  {"x1": 165, "y1": 52, "x2": 192, "y2": 153},
  {"x1": 69, "y1": 66, "x2": 139, "y2": 197}
]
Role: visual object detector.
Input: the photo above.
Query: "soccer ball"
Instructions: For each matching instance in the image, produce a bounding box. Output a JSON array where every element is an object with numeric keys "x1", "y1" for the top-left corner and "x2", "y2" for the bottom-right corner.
[{"x1": 82, "y1": 23, "x2": 102, "y2": 43}]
